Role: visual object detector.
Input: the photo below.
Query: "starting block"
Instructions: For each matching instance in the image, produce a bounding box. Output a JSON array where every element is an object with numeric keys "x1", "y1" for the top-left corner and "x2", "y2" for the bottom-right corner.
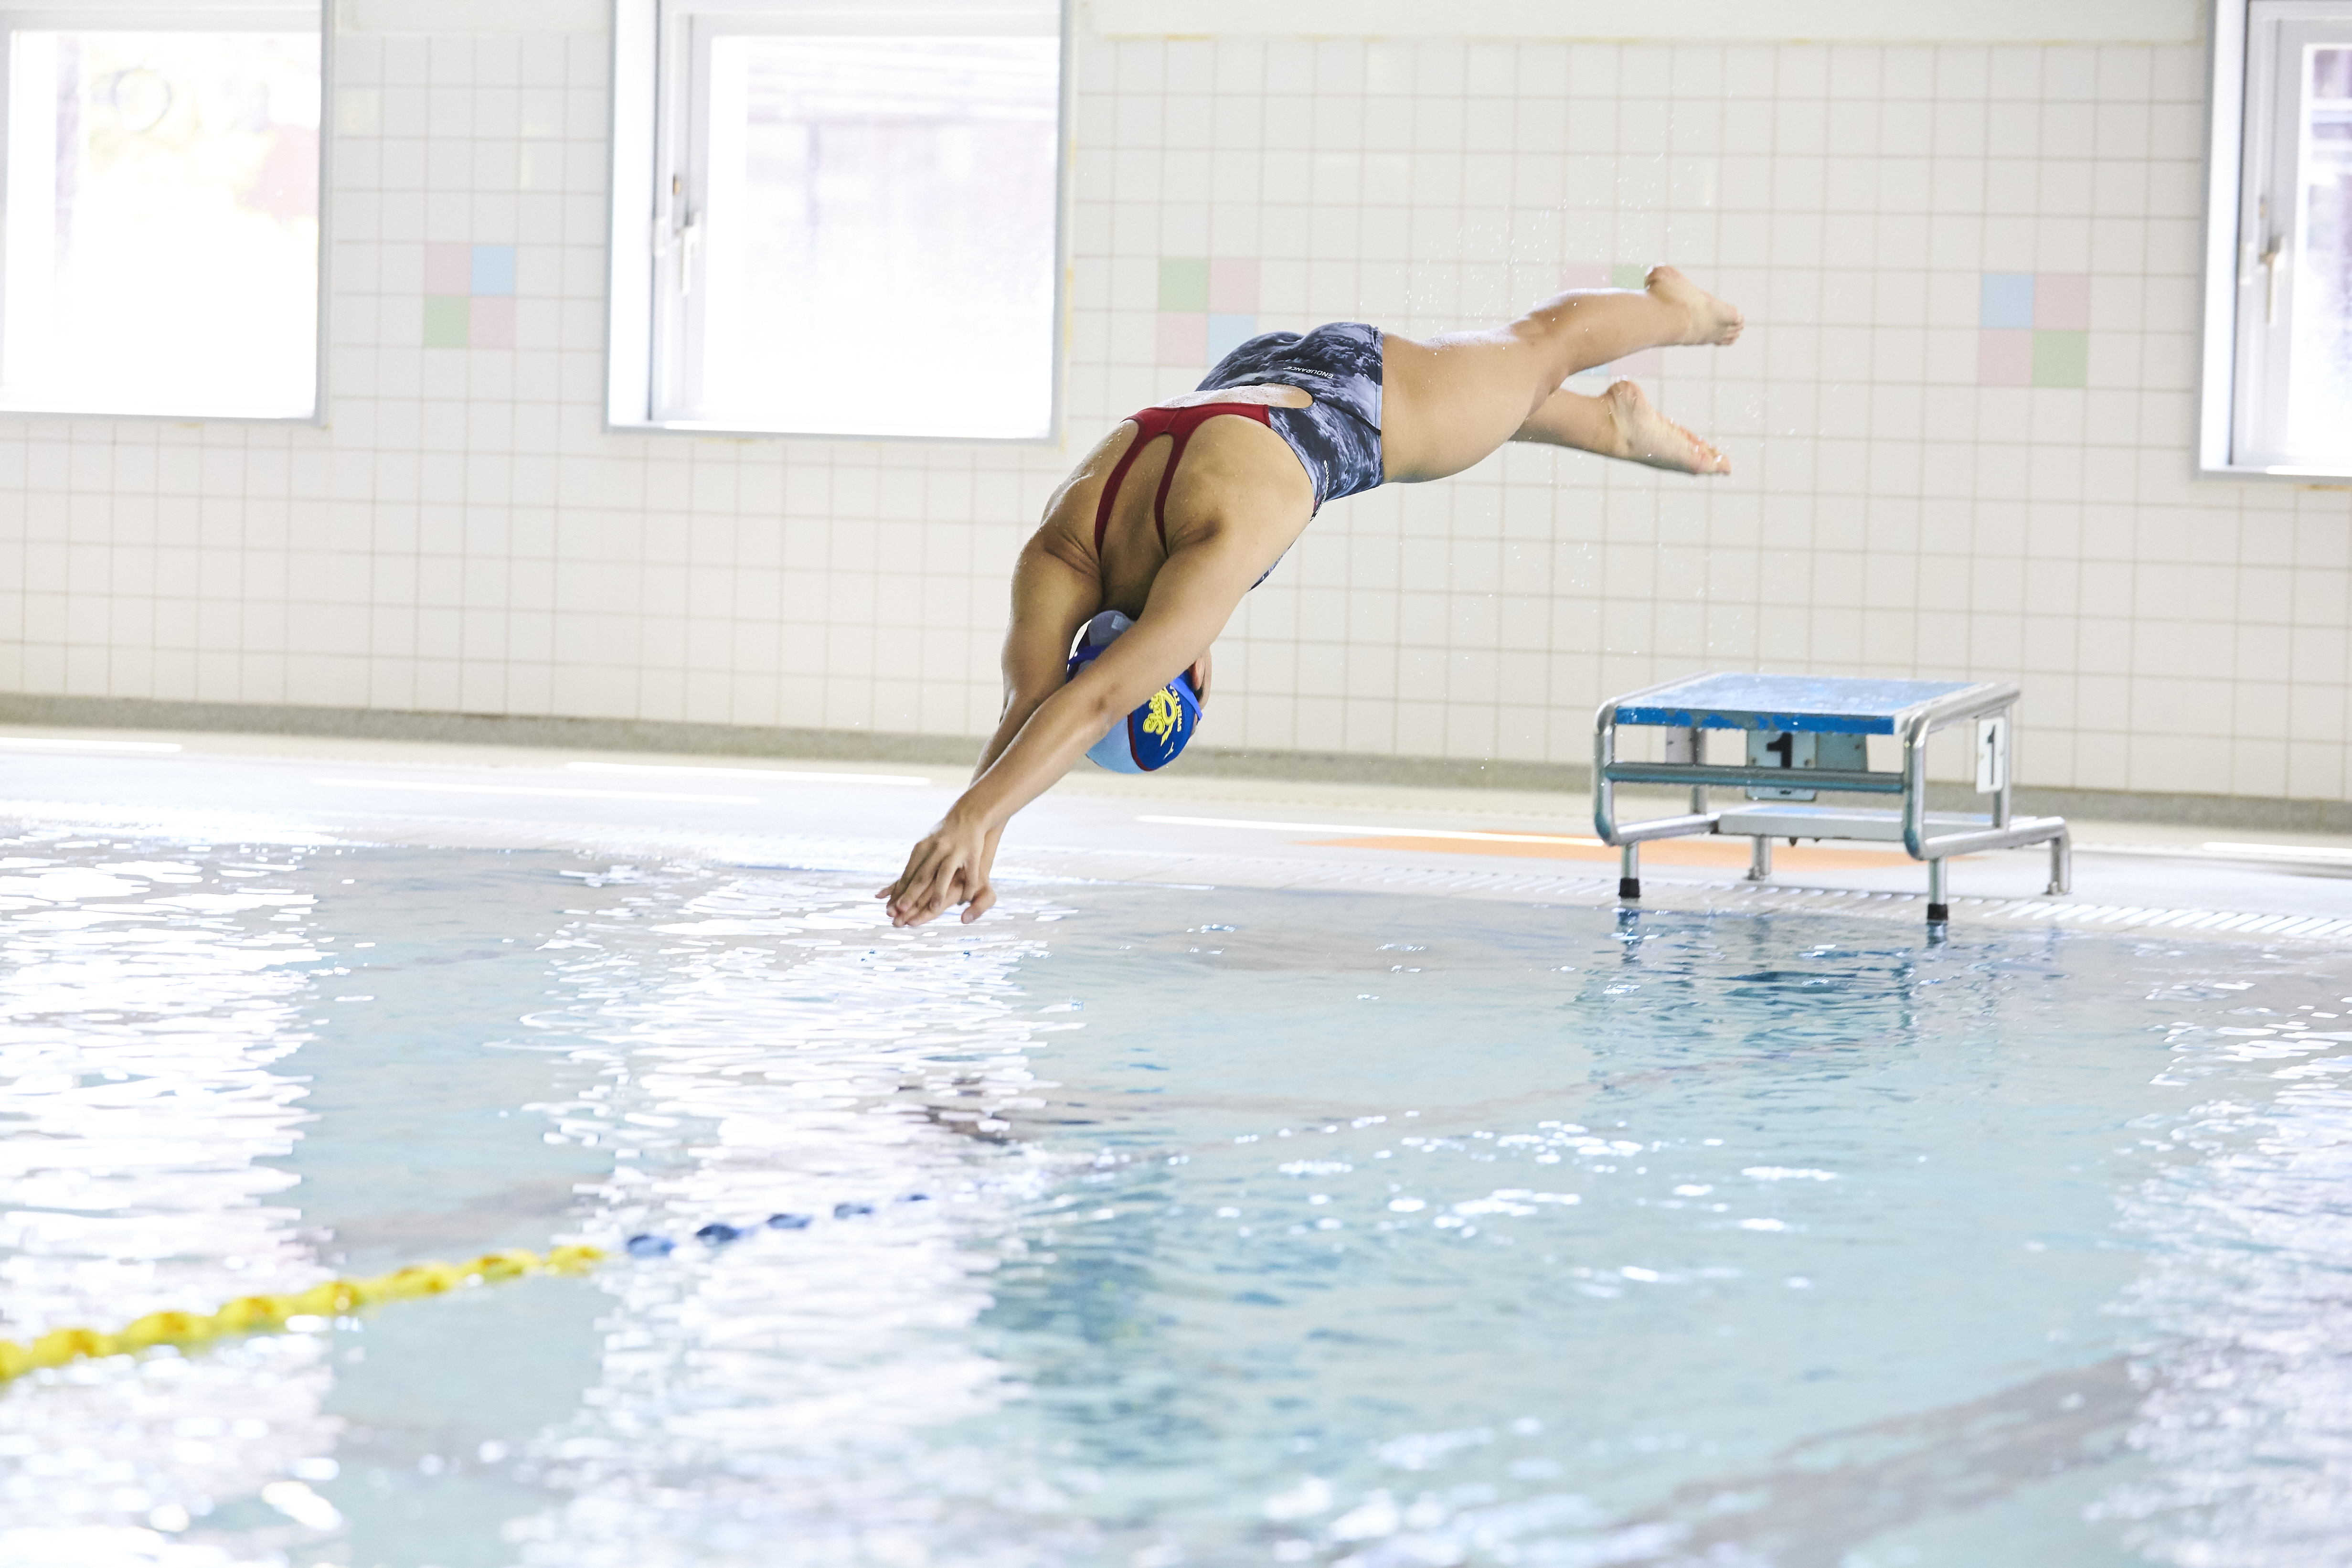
[{"x1": 1592, "y1": 672, "x2": 2069, "y2": 924}]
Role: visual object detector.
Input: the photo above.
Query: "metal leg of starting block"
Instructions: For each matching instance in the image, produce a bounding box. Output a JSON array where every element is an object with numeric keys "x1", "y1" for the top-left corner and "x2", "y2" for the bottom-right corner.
[
  {"x1": 2048, "y1": 830, "x2": 2071, "y2": 896},
  {"x1": 1747, "y1": 836, "x2": 1772, "y2": 881},
  {"x1": 1619, "y1": 843, "x2": 1640, "y2": 901},
  {"x1": 1926, "y1": 858, "x2": 1949, "y2": 925}
]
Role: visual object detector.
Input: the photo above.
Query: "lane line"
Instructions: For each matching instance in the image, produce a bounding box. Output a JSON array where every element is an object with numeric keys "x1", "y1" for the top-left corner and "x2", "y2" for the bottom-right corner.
[
  {"x1": 567, "y1": 761, "x2": 930, "y2": 788},
  {"x1": 1139, "y1": 814, "x2": 1967, "y2": 859},
  {"x1": 311, "y1": 778, "x2": 759, "y2": 804},
  {"x1": 1138, "y1": 814, "x2": 1605, "y2": 844},
  {"x1": 2203, "y1": 841, "x2": 2352, "y2": 863},
  {"x1": 0, "y1": 1245, "x2": 607, "y2": 1387},
  {"x1": 0, "y1": 736, "x2": 182, "y2": 753}
]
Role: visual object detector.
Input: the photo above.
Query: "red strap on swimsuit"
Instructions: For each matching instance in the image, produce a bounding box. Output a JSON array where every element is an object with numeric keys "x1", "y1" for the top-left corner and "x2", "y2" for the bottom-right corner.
[{"x1": 1092, "y1": 402, "x2": 1276, "y2": 558}]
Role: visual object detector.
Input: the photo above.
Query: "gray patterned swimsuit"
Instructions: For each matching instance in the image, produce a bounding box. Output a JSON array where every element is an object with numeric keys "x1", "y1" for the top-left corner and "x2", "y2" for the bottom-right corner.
[
  {"x1": 1095, "y1": 322, "x2": 1386, "y2": 595},
  {"x1": 1196, "y1": 320, "x2": 1386, "y2": 512}
]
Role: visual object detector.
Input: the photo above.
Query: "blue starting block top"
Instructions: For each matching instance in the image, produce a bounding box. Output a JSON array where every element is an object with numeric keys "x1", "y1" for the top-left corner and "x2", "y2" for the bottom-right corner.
[{"x1": 1613, "y1": 673, "x2": 1984, "y2": 735}]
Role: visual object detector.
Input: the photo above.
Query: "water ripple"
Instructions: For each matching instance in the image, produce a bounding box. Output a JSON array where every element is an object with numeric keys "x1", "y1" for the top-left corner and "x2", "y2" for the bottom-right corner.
[{"x1": 1, "y1": 843, "x2": 2348, "y2": 1567}]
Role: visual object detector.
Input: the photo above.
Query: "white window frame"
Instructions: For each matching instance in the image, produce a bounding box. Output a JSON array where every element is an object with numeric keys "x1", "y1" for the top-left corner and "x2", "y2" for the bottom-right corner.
[
  {"x1": 2200, "y1": 0, "x2": 2352, "y2": 476},
  {"x1": 0, "y1": 0, "x2": 328, "y2": 425},
  {"x1": 605, "y1": 0, "x2": 1070, "y2": 443}
]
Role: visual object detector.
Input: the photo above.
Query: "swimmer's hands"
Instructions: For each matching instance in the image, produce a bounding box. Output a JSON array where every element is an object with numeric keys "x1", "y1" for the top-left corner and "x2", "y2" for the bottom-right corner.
[{"x1": 879, "y1": 811, "x2": 998, "y2": 928}]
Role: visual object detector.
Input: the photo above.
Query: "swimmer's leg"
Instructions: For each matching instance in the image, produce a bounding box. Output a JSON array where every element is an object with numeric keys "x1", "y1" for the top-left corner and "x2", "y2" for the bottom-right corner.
[
  {"x1": 1511, "y1": 380, "x2": 1729, "y2": 476},
  {"x1": 1381, "y1": 266, "x2": 1741, "y2": 483}
]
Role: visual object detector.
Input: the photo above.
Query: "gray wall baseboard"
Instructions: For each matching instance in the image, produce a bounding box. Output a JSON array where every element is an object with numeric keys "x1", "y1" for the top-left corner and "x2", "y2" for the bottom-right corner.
[
  {"x1": 0, "y1": 692, "x2": 982, "y2": 766},
  {"x1": 4, "y1": 691, "x2": 2347, "y2": 834}
]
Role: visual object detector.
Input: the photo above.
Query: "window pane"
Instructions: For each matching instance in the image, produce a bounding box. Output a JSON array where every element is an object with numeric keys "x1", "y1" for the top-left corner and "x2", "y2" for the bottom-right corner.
[
  {"x1": 692, "y1": 35, "x2": 1057, "y2": 438},
  {"x1": 2289, "y1": 44, "x2": 2352, "y2": 458},
  {"x1": 1, "y1": 29, "x2": 320, "y2": 419}
]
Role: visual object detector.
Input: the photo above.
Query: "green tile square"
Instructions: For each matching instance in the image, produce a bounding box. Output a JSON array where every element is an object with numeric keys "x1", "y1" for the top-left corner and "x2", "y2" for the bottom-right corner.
[
  {"x1": 1609, "y1": 263, "x2": 1648, "y2": 290},
  {"x1": 2031, "y1": 329, "x2": 2087, "y2": 388},
  {"x1": 423, "y1": 295, "x2": 470, "y2": 348},
  {"x1": 1158, "y1": 257, "x2": 1208, "y2": 312}
]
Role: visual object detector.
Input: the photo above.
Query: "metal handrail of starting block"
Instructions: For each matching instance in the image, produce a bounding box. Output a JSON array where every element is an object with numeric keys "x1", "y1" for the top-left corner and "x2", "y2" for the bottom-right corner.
[{"x1": 1592, "y1": 672, "x2": 2070, "y2": 924}]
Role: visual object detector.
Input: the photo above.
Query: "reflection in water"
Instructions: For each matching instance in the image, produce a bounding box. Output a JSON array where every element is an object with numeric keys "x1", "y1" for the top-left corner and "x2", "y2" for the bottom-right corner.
[
  {"x1": 505, "y1": 868, "x2": 1065, "y2": 1564},
  {"x1": 2104, "y1": 1012, "x2": 2352, "y2": 1560},
  {"x1": 0, "y1": 842, "x2": 335, "y2": 1554},
  {"x1": 1, "y1": 837, "x2": 2350, "y2": 1567}
]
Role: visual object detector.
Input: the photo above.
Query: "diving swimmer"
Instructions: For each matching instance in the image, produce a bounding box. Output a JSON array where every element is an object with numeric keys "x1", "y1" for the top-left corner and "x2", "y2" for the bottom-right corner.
[{"x1": 879, "y1": 267, "x2": 1745, "y2": 927}]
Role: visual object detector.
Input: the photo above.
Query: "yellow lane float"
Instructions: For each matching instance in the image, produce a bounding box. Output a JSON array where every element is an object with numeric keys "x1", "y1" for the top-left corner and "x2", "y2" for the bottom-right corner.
[{"x1": 0, "y1": 1244, "x2": 606, "y2": 1386}]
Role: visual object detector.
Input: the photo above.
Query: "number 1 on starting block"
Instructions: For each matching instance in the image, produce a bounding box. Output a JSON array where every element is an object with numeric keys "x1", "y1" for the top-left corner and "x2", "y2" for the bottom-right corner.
[{"x1": 1976, "y1": 715, "x2": 2008, "y2": 793}]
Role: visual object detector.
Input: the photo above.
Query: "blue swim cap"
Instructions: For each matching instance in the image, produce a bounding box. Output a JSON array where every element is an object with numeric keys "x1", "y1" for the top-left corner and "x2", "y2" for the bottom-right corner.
[{"x1": 1065, "y1": 610, "x2": 1202, "y2": 774}]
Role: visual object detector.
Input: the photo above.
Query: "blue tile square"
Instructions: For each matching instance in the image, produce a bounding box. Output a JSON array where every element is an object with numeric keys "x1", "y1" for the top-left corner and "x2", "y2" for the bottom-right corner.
[
  {"x1": 1980, "y1": 272, "x2": 2034, "y2": 330},
  {"x1": 470, "y1": 244, "x2": 517, "y2": 298},
  {"x1": 1205, "y1": 312, "x2": 1258, "y2": 364}
]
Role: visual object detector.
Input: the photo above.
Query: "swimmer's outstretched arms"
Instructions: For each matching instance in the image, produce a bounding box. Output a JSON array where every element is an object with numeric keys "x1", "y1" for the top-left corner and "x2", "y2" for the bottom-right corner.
[{"x1": 880, "y1": 267, "x2": 1744, "y2": 927}]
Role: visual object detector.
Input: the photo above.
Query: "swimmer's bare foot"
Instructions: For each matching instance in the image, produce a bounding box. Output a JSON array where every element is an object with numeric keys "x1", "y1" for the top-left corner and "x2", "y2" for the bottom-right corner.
[
  {"x1": 1646, "y1": 265, "x2": 1743, "y2": 347},
  {"x1": 1606, "y1": 379, "x2": 1730, "y2": 475}
]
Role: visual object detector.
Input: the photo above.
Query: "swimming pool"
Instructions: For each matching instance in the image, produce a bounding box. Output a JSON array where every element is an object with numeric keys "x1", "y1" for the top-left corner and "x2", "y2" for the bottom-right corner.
[{"x1": 2, "y1": 832, "x2": 2349, "y2": 1567}]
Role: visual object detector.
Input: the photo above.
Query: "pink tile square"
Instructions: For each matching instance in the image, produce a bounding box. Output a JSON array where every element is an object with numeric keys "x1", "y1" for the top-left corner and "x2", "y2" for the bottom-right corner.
[
  {"x1": 470, "y1": 296, "x2": 515, "y2": 349},
  {"x1": 1979, "y1": 328, "x2": 2033, "y2": 385},
  {"x1": 1607, "y1": 346, "x2": 1665, "y2": 379},
  {"x1": 1208, "y1": 258, "x2": 1258, "y2": 313},
  {"x1": 1559, "y1": 263, "x2": 1610, "y2": 290},
  {"x1": 2034, "y1": 273, "x2": 2090, "y2": 330},
  {"x1": 424, "y1": 241, "x2": 471, "y2": 295},
  {"x1": 1157, "y1": 311, "x2": 1206, "y2": 366}
]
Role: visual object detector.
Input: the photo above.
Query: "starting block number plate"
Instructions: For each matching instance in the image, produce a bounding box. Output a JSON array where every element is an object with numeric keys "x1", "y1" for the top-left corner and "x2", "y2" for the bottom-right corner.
[
  {"x1": 1976, "y1": 715, "x2": 2008, "y2": 793},
  {"x1": 1745, "y1": 730, "x2": 1867, "y2": 801}
]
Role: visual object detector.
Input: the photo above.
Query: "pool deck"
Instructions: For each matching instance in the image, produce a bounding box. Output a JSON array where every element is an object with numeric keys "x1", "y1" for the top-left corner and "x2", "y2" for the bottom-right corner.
[{"x1": 3, "y1": 724, "x2": 2347, "y2": 943}]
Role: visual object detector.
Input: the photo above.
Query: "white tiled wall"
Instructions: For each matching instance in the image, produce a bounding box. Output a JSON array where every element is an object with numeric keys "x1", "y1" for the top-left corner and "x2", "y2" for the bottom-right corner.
[{"x1": 2, "y1": 14, "x2": 2348, "y2": 802}]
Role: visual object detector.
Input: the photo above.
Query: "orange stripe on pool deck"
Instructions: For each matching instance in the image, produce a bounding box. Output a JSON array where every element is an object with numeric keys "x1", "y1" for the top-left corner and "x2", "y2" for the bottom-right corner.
[{"x1": 1303, "y1": 834, "x2": 1935, "y2": 870}]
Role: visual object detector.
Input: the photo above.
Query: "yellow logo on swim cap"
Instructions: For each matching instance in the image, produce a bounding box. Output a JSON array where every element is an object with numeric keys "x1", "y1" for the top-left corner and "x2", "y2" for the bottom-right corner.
[{"x1": 1142, "y1": 685, "x2": 1185, "y2": 741}]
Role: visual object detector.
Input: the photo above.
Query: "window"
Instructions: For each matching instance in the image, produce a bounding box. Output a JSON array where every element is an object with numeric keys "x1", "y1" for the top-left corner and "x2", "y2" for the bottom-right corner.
[
  {"x1": 608, "y1": 0, "x2": 1066, "y2": 441},
  {"x1": 2203, "y1": 1, "x2": 2352, "y2": 475},
  {"x1": 0, "y1": 1, "x2": 322, "y2": 420}
]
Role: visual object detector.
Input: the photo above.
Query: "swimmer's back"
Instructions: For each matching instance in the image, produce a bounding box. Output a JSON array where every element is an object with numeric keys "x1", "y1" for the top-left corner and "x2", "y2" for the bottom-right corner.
[{"x1": 1033, "y1": 384, "x2": 1316, "y2": 615}]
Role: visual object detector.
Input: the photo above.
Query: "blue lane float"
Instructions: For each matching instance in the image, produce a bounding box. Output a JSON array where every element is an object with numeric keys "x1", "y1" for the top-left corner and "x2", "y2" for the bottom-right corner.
[{"x1": 624, "y1": 1195, "x2": 930, "y2": 1259}]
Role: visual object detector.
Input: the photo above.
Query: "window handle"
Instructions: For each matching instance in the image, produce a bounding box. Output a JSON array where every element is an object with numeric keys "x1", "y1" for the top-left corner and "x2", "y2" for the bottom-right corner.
[
  {"x1": 652, "y1": 207, "x2": 701, "y2": 293},
  {"x1": 656, "y1": 175, "x2": 700, "y2": 296},
  {"x1": 677, "y1": 209, "x2": 702, "y2": 297},
  {"x1": 655, "y1": 174, "x2": 678, "y2": 256},
  {"x1": 2261, "y1": 230, "x2": 2288, "y2": 325}
]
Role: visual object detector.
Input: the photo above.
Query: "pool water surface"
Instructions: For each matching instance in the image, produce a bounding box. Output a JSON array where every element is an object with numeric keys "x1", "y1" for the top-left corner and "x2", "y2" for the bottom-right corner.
[{"x1": 2, "y1": 836, "x2": 2349, "y2": 1568}]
